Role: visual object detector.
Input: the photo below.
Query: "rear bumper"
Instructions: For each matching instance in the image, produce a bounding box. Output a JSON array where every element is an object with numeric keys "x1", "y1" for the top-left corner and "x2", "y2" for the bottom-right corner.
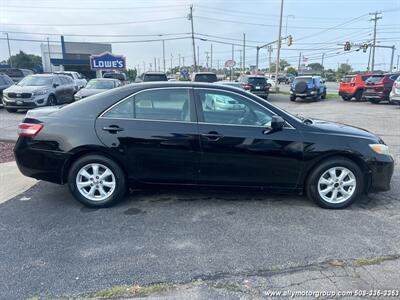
[
  {"x1": 363, "y1": 91, "x2": 388, "y2": 100},
  {"x1": 250, "y1": 90, "x2": 269, "y2": 98},
  {"x1": 338, "y1": 91, "x2": 355, "y2": 98},
  {"x1": 14, "y1": 138, "x2": 70, "y2": 184},
  {"x1": 290, "y1": 90, "x2": 318, "y2": 98},
  {"x1": 367, "y1": 156, "x2": 394, "y2": 192}
]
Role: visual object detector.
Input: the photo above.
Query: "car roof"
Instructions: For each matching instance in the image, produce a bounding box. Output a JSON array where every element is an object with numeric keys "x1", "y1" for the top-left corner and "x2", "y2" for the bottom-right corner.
[
  {"x1": 144, "y1": 72, "x2": 166, "y2": 75},
  {"x1": 193, "y1": 72, "x2": 216, "y2": 75},
  {"x1": 90, "y1": 78, "x2": 118, "y2": 81}
]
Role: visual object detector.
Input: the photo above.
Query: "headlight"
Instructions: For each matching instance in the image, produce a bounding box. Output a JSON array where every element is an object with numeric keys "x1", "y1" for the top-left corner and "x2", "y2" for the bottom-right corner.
[
  {"x1": 369, "y1": 144, "x2": 390, "y2": 155},
  {"x1": 33, "y1": 89, "x2": 48, "y2": 96}
]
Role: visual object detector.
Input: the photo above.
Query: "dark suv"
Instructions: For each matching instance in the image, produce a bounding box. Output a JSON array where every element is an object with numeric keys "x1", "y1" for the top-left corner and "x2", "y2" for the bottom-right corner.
[
  {"x1": 238, "y1": 75, "x2": 269, "y2": 99},
  {"x1": 363, "y1": 73, "x2": 400, "y2": 104},
  {"x1": 0, "y1": 74, "x2": 14, "y2": 108},
  {"x1": 290, "y1": 76, "x2": 326, "y2": 101},
  {"x1": 191, "y1": 72, "x2": 218, "y2": 83},
  {"x1": 137, "y1": 72, "x2": 168, "y2": 82}
]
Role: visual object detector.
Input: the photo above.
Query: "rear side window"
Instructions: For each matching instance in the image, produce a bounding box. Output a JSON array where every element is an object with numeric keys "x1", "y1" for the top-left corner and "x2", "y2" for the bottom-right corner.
[
  {"x1": 143, "y1": 74, "x2": 167, "y2": 81},
  {"x1": 361, "y1": 75, "x2": 370, "y2": 81},
  {"x1": 194, "y1": 74, "x2": 217, "y2": 83},
  {"x1": 0, "y1": 76, "x2": 6, "y2": 85},
  {"x1": 341, "y1": 76, "x2": 353, "y2": 83},
  {"x1": 59, "y1": 76, "x2": 69, "y2": 85},
  {"x1": 6, "y1": 69, "x2": 23, "y2": 77},
  {"x1": 103, "y1": 97, "x2": 134, "y2": 119},
  {"x1": 134, "y1": 89, "x2": 191, "y2": 121},
  {"x1": 389, "y1": 74, "x2": 399, "y2": 81},
  {"x1": 248, "y1": 77, "x2": 267, "y2": 85},
  {"x1": 366, "y1": 75, "x2": 384, "y2": 83}
]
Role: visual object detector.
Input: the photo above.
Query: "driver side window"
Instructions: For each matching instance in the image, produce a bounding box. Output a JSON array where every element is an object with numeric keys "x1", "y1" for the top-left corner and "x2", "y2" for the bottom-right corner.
[{"x1": 198, "y1": 90, "x2": 273, "y2": 126}]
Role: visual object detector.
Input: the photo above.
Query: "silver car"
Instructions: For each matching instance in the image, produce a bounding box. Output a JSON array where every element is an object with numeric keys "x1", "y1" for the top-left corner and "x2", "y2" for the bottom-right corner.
[
  {"x1": 389, "y1": 77, "x2": 400, "y2": 105},
  {"x1": 2, "y1": 74, "x2": 75, "y2": 112},
  {"x1": 55, "y1": 71, "x2": 87, "y2": 91},
  {"x1": 74, "y1": 78, "x2": 121, "y2": 100}
]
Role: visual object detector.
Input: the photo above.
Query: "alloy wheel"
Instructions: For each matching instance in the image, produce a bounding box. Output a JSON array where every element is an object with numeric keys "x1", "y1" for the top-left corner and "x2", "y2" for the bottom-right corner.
[
  {"x1": 76, "y1": 163, "x2": 116, "y2": 201},
  {"x1": 317, "y1": 167, "x2": 356, "y2": 204}
]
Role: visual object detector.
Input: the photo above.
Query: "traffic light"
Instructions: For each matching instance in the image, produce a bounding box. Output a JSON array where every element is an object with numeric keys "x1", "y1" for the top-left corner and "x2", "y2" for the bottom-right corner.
[
  {"x1": 362, "y1": 43, "x2": 369, "y2": 53},
  {"x1": 344, "y1": 41, "x2": 351, "y2": 51},
  {"x1": 287, "y1": 35, "x2": 293, "y2": 46}
]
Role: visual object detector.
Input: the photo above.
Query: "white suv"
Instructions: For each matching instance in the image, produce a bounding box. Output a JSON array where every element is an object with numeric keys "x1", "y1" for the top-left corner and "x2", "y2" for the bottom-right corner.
[{"x1": 55, "y1": 71, "x2": 87, "y2": 91}]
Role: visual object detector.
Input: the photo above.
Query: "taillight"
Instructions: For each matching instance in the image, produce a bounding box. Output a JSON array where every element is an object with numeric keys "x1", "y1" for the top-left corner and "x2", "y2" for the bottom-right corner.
[
  {"x1": 18, "y1": 123, "x2": 43, "y2": 137},
  {"x1": 243, "y1": 84, "x2": 252, "y2": 90},
  {"x1": 350, "y1": 83, "x2": 356, "y2": 87}
]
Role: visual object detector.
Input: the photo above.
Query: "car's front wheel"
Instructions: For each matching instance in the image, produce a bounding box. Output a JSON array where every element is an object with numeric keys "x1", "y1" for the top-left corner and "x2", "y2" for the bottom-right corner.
[
  {"x1": 306, "y1": 157, "x2": 363, "y2": 209},
  {"x1": 68, "y1": 154, "x2": 127, "y2": 208},
  {"x1": 47, "y1": 94, "x2": 57, "y2": 106}
]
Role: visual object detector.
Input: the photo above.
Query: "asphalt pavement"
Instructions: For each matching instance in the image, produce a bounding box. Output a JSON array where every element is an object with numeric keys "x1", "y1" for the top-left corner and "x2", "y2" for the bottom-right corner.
[{"x1": 0, "y1": 94, "x2": 399, "y2": 299}]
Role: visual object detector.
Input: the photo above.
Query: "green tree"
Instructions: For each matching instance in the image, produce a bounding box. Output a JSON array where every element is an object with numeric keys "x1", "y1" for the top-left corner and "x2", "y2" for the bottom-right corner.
[
  {"x1": 286, "y1": 66, "x2": 298, "y2": 76},
  {"x1": 337, "y1": 63, "x2": 352, "y2": 79},
  {"x1": 9, "y1": 51, "x2": 42, "y2": 71},
  {"x1": 123, "y1": 68, "x2": 137, "y2": 81},
  {"x1": 269, "y1": 59, "x2": 290, "y2": 72},
  {"x1": 307, "y1": 63, "x2": 324, "y2": 73}
]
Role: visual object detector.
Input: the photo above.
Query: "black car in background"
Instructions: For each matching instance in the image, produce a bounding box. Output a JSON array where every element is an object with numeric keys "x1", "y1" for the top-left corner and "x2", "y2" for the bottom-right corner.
[
  {"x1": 103, "y1": 72, "x2": 127, "y2": 83},
  {"x1": 191, "y1": 72, "x2": 218, "y2": 83},
  {"x1": 238, "y1": 75, "x2": 269, "y2": 99},
  {"x1": 14, "y1": 82, "x2": 393, "y2": 209},
  {"x1": 363, "y1": 73, "x2": 400, "y2": 104},
  {"x1": 0, "y1": 74, "x2": 14, "y2": 108},
  {"x1": 3, "y1": 68, "x2": 33, "y2": 83},
  {"x1": 137, "y1": 72, "x2": 168, "y2": 82}
]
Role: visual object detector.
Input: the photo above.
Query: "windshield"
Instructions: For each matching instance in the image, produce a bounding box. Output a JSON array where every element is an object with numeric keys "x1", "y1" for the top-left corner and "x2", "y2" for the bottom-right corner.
[
  {"x1": 104, "y1": 73, "x2": 125, "y2": 80},
  {"x1": 144, "y1": 74, "x2": 168, "y2": 81},
  {"x1": 194, "y1": 74, "x2": 217, "y2": 82},
  {"x1": 366, "y1": 75, "x2": 384, "y2": 83},
  {"x1": 17, "y1": 75, "x2": 53, "y2": 86},
  {"x1": 341, "y1": 76, "x2": 353, "y2": 83},
  {"x1": 248, "y1": 77, "x2": 267, "y2": 85},
  {"x1": 85, "y1": 79, "x2": 114, "y2": 89}
]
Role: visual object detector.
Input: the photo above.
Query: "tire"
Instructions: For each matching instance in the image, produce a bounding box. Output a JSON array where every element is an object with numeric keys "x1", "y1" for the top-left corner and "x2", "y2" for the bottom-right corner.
[
  {"x1": 369, "y1": 98, "x2": 381, "y2": 104},
  {"x1": 306, "y1": 157, "x2": 363, "y2": 209},
  {"x1": 354, "y1": 90, "x2": 363, "y2": 101},
  {"x1": 47, "y1": 94, "x2": 57, "y2": 106},
  {"x1": 6, "y1": 108, "x2": 18, "y2": 113},
  {"x1": 312, "y1": 94, "x2": 321, "y2": 101},
  {"x1": 342, "y1": 96, "x2": 350, "y2": 101},
  {"x1": 68, "y1": 154, "x2": 127, "y2": 208},
  {"x1": 321, "y1": 90, "x2": 327, "y2": 100},
  {"x1": 290, "y1": 95, "x2": 296, "y2": 102}
]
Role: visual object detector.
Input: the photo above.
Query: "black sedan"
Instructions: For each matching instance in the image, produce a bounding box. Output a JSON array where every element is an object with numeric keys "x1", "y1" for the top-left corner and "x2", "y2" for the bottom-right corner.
[{"x1": 14, "y1": 82, "x2": 394, "y2": 209}]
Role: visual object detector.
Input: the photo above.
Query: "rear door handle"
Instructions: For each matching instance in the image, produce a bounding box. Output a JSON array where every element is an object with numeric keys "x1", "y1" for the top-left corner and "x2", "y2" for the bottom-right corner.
[
  {"x1": 201, "y1": 132, "x2": 223, "y2": 141},
  {"x1": 103, "y1": 126, "x2": 124, "y2": 133}
]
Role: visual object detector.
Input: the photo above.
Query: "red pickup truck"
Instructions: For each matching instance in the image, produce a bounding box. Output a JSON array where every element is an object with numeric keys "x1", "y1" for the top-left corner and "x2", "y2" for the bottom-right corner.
[{"x1": 339, "y1": 74, "x2": 371, "y2": 101}]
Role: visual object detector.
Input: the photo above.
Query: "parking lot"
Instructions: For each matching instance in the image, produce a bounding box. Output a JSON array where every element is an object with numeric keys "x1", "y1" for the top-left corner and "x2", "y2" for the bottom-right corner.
[{"x1": 0, "y1": 94, "x2": 399, "y2": 299}]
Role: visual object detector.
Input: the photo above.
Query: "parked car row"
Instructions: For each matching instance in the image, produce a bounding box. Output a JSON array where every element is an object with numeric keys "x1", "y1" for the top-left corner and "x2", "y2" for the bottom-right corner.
[{"x1": 339, "y1": 73, "x2": 400, "y2": 104}]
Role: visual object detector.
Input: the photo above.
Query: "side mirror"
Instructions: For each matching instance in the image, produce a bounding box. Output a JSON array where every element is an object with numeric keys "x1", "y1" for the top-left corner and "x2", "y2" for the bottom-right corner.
[
  {"x1": 53, "y1": 83, "x2": 59, "y2": 88},
  {"x1": 269, "y1": 115, "x2": 285, "y2": 132}
]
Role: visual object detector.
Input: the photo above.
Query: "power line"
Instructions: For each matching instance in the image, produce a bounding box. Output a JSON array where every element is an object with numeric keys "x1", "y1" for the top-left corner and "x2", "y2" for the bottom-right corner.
[{"x1": 2, "y1": 4, "x2": 188, "y2": 11}]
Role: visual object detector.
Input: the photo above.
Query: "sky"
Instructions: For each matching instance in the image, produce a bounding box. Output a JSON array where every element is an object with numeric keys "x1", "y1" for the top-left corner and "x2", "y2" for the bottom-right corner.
[{"x1": 1, "y1": 0, "x2": 399, "y2": 72}]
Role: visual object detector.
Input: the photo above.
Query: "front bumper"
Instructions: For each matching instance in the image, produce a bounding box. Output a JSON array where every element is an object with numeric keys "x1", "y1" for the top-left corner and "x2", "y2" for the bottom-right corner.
[
  {"x1": 366, "y1": 156, "x2": 394, "y2": 192},
  {"x1": 3, "y1": 94, "x2": 48, "y2": 109}
]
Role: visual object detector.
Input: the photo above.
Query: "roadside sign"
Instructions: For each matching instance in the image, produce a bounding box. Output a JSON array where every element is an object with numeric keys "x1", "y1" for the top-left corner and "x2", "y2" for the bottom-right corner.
[
  {"x1": 225, "y1": 60, "x2": 236, "y2": 68},
  {"x1": 90, "y1": 52, "x2": 126, "y2": 70}
]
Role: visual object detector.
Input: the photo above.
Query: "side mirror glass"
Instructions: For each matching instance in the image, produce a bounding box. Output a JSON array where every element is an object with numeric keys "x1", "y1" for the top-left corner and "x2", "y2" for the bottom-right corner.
[{"x1": 53, "y1": 83, "x2": 59, "y2": 88}]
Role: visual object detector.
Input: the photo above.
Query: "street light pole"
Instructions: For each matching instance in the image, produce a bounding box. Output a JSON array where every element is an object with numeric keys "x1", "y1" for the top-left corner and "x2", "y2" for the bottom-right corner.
[
  {"x1": 162, "y1": 40, "x2": 166, "y2": 72},
  {"x1": 4, "y1": 33, "x2": 12, "y2": 67},
  {"x1": 188, "y1": 5, "x2": 197, "y2": 72},
  {"x1": 369, "y1": 11, "x2": 382, "y2": 72},
  {"x1": 275, "y1": 0, "x2": 284, "y2": 92},
  {"x1": 243, "y1": 33, "x2": 246, "y2": 72},
  {"x1": 47, "y1": 37, "x2": 53, "y2": 72}
]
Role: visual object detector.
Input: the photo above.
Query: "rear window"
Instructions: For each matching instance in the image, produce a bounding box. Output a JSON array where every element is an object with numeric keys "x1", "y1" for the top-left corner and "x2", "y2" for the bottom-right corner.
[
  {"x1": 143, "y1": 74, "x2": 168, "y2": 81},
  {"x1": 104, "y1": 73, "x2": 126, "y2": 81},
  {"x1": 341, "y1": 76, "x2": 353, "y2": 83},
  {"x1": 5, "y1": 69, "x2": 23, "y2": 77},
  {"x1": 248, "y1": 77, "x2": 267, "y2": 85},
  {"x1": 366, "y1": 75, "x2": 384, "y2": 83},
  {"x1": 194, "y1": 74, "x2": 218, "y2": 83},
  {"x1": 295, "y1": 77, "x2": 312, "y2": 84},
  {"x1": 361, "y1": 75, "x2": 371, "y2": 81}
]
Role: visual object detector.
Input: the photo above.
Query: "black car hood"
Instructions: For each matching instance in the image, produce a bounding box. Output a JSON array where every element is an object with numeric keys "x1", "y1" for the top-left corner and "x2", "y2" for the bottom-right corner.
[{"x1": 308, "y1": 119, "x2": 381, "y2": 141}]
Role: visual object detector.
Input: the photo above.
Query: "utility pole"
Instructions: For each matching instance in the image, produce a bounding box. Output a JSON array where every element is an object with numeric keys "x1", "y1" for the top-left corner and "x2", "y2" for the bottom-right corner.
[
  {"x1": 256, "y1": 47, "x2": 260, "y2": 71},
  {"x1": 397, "y1": 54, "x2": 400, "y2": 71},
  {"x1": 197, "y1": 45, "x2": 200, "y2": 67},
  {"x1": 162, "y1": 40, "x2": 166, "y2": 72},
  {"x1": 298, "y1": 52, "x2": 302, "y2": 74},
  {"x1": 170, "y1": 53, "x2": 173, "y2": 70},
  {"x1": 275, "y1": 0, "x2": 284, "y2": 91},
  {"x1": 178, "y1": 53, "x2": 181, "y2": 69},
  {"x1": 158, "y1": 58, "x2": 160, "y2": 71},
  {"x1": 210, "y1": 44, "x2": 213, "y2": 70},
  {"x1": 143, "y1": 61, "x2": 145, "y2": 73},
  {"x1": 4, "y1": 33, "x2": 12, "y2": 67},
  {"x1": 182, "y1": 57, "x2": 185, "y2": 67},
  {"x1": 239, "y1": 49, "x2": 242, "y2": 73},
  {"x1": 154, "y1": 58, "x2": 157, "y2": 71},
  {"x1": 268, "y1": 46, "x2": 273, "y2": 77},
  {"x1": 47, "y1": 37, "x2": 53, "y2": 72},
  {"x1": 243, "y1": 33, "x2": 246, "y2": 72},
  {"x1": 369, "y1": 11, "x2": 382, "y2": 72},
  {"x1": 321, "y1": 53, "x2": 325, "y2": 69},
  {"x1": 231, "y1": 44, "x2": 234, "y2": 61},
  {"x1": 389, "y1": 45, "x2": 395, "y2": 71},
  {"x1": 188, "y1": 5, "x2": 197, "y2": 72},
  {"x1": 205, "y1": 51, "x2": 210, "y2": 69}
]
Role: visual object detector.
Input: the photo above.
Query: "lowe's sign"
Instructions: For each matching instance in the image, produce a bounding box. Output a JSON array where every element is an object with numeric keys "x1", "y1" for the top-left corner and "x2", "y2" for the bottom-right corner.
[{"x1": 90, "y1": 52, "x2": 126, "y2": 70}]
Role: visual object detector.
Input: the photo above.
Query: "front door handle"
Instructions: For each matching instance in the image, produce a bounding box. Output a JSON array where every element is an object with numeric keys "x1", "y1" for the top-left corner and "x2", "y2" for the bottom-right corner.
[
  {"x1": 103, "y1": 126, "x2": 124, "y2": 133},
  {"x1": 201, "y1": 131, "x2": 223, "y2": 141}
]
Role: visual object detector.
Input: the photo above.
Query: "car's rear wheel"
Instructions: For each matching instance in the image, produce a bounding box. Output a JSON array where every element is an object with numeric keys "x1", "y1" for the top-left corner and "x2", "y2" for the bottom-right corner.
[
  {"x1": 341, "y1": 96, "x2": 350, "y2": 101},
  {"x1": 6, "y1": 108, "x2": 18, "y2": 113},
  {"x1": 68, "y1": 154, "x2": 126, "y2": 208},
  {"x1": 47, "y1": 94, "x2": 57, "y2": 106},
  {"x1": 354, "y1": 90, "x2": 363, "y2": 101},
  {"x1": 290, "y1": 95, "x2": 296, "y2": 102},
  {"x1": 306, "y1": 157, "x2": 363, "y2": 209},
  {"x1": 321, "y1": 90, "x2": 327, "y2": 99}
]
